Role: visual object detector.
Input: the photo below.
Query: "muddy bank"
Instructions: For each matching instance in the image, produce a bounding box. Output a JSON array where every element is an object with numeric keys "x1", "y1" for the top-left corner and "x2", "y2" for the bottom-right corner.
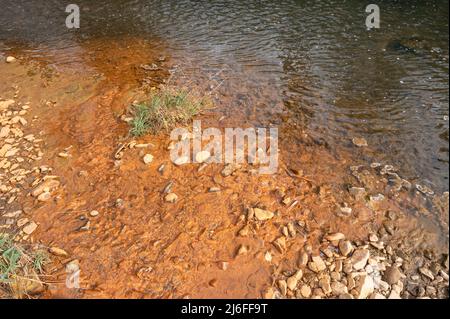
[{"x1": 0, "y1": 43, "x2": 448, "y2": 299}]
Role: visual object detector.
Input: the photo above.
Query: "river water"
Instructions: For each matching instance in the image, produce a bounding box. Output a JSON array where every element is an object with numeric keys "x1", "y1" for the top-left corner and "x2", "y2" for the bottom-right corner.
[{"x1": 1, "y1": 0, "x2": 449, "y2": 191}]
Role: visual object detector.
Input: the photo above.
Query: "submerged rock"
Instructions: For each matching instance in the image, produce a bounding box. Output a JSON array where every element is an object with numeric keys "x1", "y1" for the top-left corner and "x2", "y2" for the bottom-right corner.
[
  {"x1": 31, "y1": 179, "x2": 60, "y2": 197},
  {"x1": 386, "y1": 36, "x2": 431, "y2": 54},
  {"x1": 6, "y1": 56, "x2": 16, "y2": 63},
  {"x1": 352, "y1": 137, "x2": 368, "y2": 147}
]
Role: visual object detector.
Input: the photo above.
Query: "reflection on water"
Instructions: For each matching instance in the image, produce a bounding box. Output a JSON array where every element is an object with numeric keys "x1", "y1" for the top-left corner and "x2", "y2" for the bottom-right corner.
[{"x1": 0, "y1": 0, "x2": 448, "y2": 190}]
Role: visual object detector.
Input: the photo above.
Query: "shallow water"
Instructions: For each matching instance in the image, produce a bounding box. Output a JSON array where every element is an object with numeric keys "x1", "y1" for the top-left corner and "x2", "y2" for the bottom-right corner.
[{"x1": 0, "y1": 0, "x2": 449, "y2": 191}]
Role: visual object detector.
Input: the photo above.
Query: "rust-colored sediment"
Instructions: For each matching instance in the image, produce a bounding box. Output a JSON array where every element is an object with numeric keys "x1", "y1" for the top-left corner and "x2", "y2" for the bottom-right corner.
[{"x1": 0, "y1": 37, "x2": 448, "y2": 299}]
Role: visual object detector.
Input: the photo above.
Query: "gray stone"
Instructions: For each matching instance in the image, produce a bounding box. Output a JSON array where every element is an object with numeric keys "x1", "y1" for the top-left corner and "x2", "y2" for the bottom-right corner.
[{"x1": 383, "y1": 266, "x2": 402, "y2": 285}]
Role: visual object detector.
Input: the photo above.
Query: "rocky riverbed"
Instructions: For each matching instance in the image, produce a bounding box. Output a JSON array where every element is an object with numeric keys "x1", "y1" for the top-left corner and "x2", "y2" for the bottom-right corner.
[{"x1": 0, "y1": 50, "x2": 448, "y2": 299}]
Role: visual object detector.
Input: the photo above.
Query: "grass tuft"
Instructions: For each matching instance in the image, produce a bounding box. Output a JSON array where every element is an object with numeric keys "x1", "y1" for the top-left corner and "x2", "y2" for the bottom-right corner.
[
  {"x1": 129, "y1": 87, "x2": 209, "y2": 136},
  {"x1": 0, "y1": 234, "x2": 50, "y2": 298}
]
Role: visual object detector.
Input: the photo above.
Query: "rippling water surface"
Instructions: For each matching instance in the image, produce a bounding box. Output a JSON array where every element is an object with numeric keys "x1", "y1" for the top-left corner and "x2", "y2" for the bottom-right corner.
[{"x1": 1, "y1": 0, "x2": 448, "y2": 190}]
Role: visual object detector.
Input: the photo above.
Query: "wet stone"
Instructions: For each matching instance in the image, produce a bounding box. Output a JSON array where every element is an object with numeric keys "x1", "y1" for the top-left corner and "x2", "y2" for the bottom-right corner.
[{"x1": 352, "y1": 137, "x2": 368, "y2": 147}]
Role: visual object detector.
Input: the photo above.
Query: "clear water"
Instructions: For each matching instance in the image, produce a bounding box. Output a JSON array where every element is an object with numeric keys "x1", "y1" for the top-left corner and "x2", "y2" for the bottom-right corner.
[{"x1": 1, "y1": 0, "x2": 448, "y2": 191}]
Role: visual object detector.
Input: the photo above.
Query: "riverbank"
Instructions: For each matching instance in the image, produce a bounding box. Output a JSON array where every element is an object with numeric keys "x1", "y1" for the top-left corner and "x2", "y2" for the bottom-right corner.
[{"x1": 0, "y1": 48, "x2": 448, "y2": 299}]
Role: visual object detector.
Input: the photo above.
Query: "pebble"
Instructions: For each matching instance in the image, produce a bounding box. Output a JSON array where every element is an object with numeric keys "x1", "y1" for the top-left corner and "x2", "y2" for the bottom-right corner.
[
  {"x1": 287, "y1": 270, "x2": 303, "y2": 291},
  {"x1": 80, "y1": 220, "x2": 90, "y2": 231},
  {"x1": 277, "y1": 280, "x2": 287, "y2": 296},
  {"x1": 352, "y1": 137, "x2": 368, "y2": 147},
  {"x1": 22, "y1": 222, "x2": 38, "y2": 235},
  {"x1": 0, "y1": 126, "x2": 10, "y2": 138},
  {"x1": 354, "y1": 274, "x2": 374, "y2": 299},
  {"x1": 263, "y1": 287, "x2": 276, "y2": 299},
  {"x1": 6, "y1": 56, "x2": 16, "y2": 63},
  {"x1": 3, "y1": 210, "x2": 21, "y2": 218},
  {"x1": 287, "y1": 223, "x2": 296, "y2": 237},
  {"x1": 419, "y1": 267, "x2": 435, "y2": 280},
  {"x1": 273, "y1": 237, "x2": 286, "y2": 253},
  {"x1": 31, "y1": 179, "x2": 60, "y2": 197},
  {"x1": 17, "y1": 218, "x2": 29, "y2": 227},
  {"x1": 164, "y1": 193, "x2": 178, "y2": 203},
  {"x1": 339, "y1": 240, "x2": 354, "y2": 257},
  {"x1": 319, "y1": 276, "x2": 332, "y2": 295},
  {"x1": 282, "y1": 197, "x2": 291, "y2": 206},
  {"x1": 253, "y1": 208, "x2": 274, "y2": 221},
  {"x1": 370, "y1": 292, "x2": 386, "y2": 299},
  {"x1": 89, "y1": 210, "x2": 99, "y2": 217},
  {"x1": 237, "y1": 245, "x2": 248, "y2": 256},
  {"x1": 0, "y1": 99, "x2": 15, "y2": 111},
  {"x1": 298, "y1": 251, "x2": 309, "y2": 267},
  {"x1": 37, "y1": 191, "x2": 51, "y2": 202},
  {"x1": 339, "y1": 206, "x2": 352, "y2": 216},
  {"x1": 439, "y1": 270, "x2": 449, "y2": 281},
  {"x1": 300, "y1": 285, "x2": 312, "y2": 298},
  {"x1": 383, "y1": 266, "x2": 402, "y2": 285},
  {"x1": 325, "y1": 232, "x2": 345, "y2": 242},
  {"x1": 49, "y1": 247, "x2": 68, "y2": 257},
  {"x1": 238, "y1": 225, "x2": 251, "y2": 237},
  {"x1": 221, "y1": 164, "x2": 239, "y2": 177},
  {"x1": 219, "y1": 261, "x2": 229, "y2": 270},
  {"x1": 351, "y1": 248, "x2": 370, "y2": 270},
  {"x1": 331, "y1": 281, "x2": 348, "y2": 295},
  {"x1": 309, "y1": 255, "x2": 327, "y2": 273},
  {"x1": 143, "y1": 154, "x2": 154, "y2": 164}
]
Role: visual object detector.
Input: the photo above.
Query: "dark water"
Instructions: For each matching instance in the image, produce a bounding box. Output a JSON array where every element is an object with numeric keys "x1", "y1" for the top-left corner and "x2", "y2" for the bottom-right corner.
[{"x1": 1, "y1": 0, "x2": 449, "y2": 191}]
